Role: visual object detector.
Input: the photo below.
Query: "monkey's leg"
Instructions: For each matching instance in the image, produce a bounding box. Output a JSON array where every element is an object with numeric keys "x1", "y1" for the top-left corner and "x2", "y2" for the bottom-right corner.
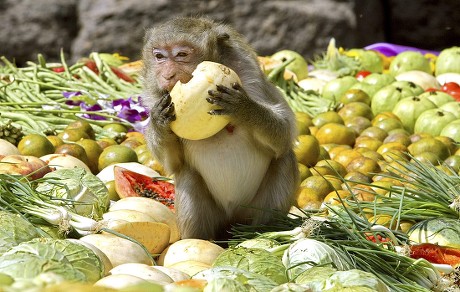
[
  {"x1": 236, "y1": 151, "x2": 299, "y2": 225},
  {"x1": 174, "y1": 168, "x2": 229, "y2": 240}
]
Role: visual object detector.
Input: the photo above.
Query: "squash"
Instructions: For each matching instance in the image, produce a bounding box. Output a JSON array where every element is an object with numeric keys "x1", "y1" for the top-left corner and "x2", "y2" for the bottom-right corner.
[
  {"x1": 169, "y1": 61, "x2": 241, "y2": 140},
  {"x1": 158, "y1": 238, "x2": 224, "y2": 267},
  {"x1": 109, "y1": 197, "x2": 180, "y2": 243},
  {"x1": 108, "y1": 263, "x2": 173, "y2": 285},
  {"x1": 102, "y1": 221, "x2": 170, "y2": 255},
  {"x1": 79, "y1": 233, "x2": 153, "y2": 267}
]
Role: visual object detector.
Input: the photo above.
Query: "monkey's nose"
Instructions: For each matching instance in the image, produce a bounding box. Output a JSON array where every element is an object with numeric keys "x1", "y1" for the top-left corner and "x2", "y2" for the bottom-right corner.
[{"x1": 163, "y1": 72, "x2": 176, "y2": 80}]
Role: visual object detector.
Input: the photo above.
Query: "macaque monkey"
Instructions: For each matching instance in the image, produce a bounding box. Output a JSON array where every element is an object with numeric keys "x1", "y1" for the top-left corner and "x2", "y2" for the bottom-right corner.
[{"x1": 141, "y1": 17, "x2": 299, "y2": 240}]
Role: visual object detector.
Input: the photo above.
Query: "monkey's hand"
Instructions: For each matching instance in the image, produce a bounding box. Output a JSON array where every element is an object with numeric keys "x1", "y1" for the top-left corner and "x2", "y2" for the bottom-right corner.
[
  {"x1": 150, "y1": 93, "x2": 176, "y2": 133},
  {"x1": 207, "y1": 83, "x2": 255, "y2": 118}
]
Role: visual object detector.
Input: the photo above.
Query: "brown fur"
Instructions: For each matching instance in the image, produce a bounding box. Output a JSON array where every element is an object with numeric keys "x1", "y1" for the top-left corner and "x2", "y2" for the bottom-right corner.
[{"x1": 141, "y1": 17, "x2": 299, "y2": 240}]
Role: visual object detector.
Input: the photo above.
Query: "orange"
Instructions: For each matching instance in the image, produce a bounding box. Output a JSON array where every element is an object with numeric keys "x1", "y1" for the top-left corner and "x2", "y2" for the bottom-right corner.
[
  {"x1": 327, "y1": 144, "x2": 352, "y2": 160},
  {"x1": 103, "y1": 123, "x2": 128, "y2": 134},
  {"x1": 98, "y1": 145, "x2": 138, "y2": 171},
  {"x1": 295, "y1": 111, "x2": 313, "y2": 135},
  {"x1": 312, "y1": 111, "x2": 344, "y2": 128},
  {"x1": 18, "y1": 134, "x2": 55, "y2": 157},
  {"x1": 323, "y1": 189, "x2": 351, "y2": 206},
  {"x1": 359, "y1": 126, "x2": 388, "y2": 141},
  {"x1": 76, "y1": 138, "x2": 103, "y2": 174},
  {"x1": 377, "y1": 142, "x2": 408, "y2": 155},
  {"x1": 373, "y1": 118, "x2": 404, "y2": 133},
  {"x1": 333, "y1": 149, "x2": 363, "y2": 168},
  {"x1": 57, "y1": 128, "x2": 90, "y2": 142},
  {"x1": 294, "y1": 135, "x2": 321, "y2": 167},
  {"x1": 354, "y1": 136, "x2": 383, "y2": 151},
  {"x1": 337, "y1": 101, "x2": 373, "y2": 121},
  {"x1": 46, "y1": 135, "x2": 64, "y2": 149},
  {"x1": 295, "y1": 187, "x2": 324, "y2": 210},
  {"x1": 299, "y1": 175, "x2": 335, "y2": 198},
  {"x1": 372, "y1": 112, "x2": 400, "y2": 124},
  {"x1": 346, "y1": 156, "x2": 381, "y2": 178},
  {"x1": 298, "y1": 163, "x2": 312, "y2": 182},
  {"x1": 314, "y1": 159, "x2": 347, "y2": 177},
  {"x1": 315, "y1": 123, "x2": 356, "y2": 146},
  {"x1": 344, "y1": 116, "x2": 372, "y2": 135},
  {"x1": 383, "y1": 132, "x2": 412, "y2": 146},
  {"x1": 66, "y1": 119, "x2": 96, "y2": 139}
]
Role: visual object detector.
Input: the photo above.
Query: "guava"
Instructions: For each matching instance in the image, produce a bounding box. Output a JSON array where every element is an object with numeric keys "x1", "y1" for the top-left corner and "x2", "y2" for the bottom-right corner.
[
  {"x1": 389, "y1": 51, "x2": 431, "y2": 76},
  {"x1": 271, "y1": 50, "x2": 309, "y2": 80}
]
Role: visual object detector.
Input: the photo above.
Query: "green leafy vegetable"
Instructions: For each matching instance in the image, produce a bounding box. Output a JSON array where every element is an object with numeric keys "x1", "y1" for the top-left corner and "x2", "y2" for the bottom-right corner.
[
  {"x1": 36, "y1": 168, "x2": 110, "y2": 219},
  {"x1": 212, "y1": 247, "x2": 288, "y2": 284},
  {"x1": 282, "y1": 238, "x2": 354, "y2": 280},
  {"x1": 0, "y1": 238, "x2": 104, "y2": 283},
  {"x1": 193, "y1": 266, "x2": 278, "y2": 291},
  {"x1": 0, "y1": 211, "x2": 43, "y2": 255}
]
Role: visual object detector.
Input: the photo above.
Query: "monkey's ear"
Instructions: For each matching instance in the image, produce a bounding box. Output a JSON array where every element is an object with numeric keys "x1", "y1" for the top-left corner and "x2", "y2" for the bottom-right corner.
[{"x1": 217, "y1": 33, "x2": 230, "y2": 42}]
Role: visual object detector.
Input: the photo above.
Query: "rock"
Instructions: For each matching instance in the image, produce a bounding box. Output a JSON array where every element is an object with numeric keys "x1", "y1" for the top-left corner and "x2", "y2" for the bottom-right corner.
[
  {"x1": 0, "y1": 0, "x2": 78, "y2": 65},
  {"x1": 0, "y1": 0, "x2": 458, "y2": 66}
]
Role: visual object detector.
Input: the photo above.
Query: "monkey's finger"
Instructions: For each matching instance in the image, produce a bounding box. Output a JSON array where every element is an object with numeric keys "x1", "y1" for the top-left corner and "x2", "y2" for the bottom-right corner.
[
  {"x1": 216, "y1": 84, "x2": 232, "y2": 93},
  {"x1": 208, "y1": 109, "x2": 228, "y2": 116}
]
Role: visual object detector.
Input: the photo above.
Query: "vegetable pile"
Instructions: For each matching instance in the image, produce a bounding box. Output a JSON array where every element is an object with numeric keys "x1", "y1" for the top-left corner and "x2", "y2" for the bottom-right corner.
[{"x1": 0, "y1": 41, "x2": 460, "y2": 291}]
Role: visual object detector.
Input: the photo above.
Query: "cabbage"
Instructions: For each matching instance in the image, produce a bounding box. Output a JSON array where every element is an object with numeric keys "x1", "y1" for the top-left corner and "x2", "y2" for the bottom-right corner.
[
  {"x1": 0, "y1": 211, "x2": 43, "y2": 255},
  {"x1": 0, "y1": 238, "x2": 104, "y2": 283},
  {"x1": 193, "y1": 266, "x2": 278, "y2": 291},
  {"x1": 212, "y1": 247, "x2": 287, "y2": 284},
  {"x1": 270, "y1": 282, "x2": 312, "y2": 292},
  {"x1": 324, "y1": 269, "x2": 390, "y2": 292},
  {"x1": 295, "y1": 267, "x2": 390, "y2": 292},
  {"x1": 295, "y1": 266, "x2": 337, "y2": 290},
  {"x1": 236, "y1": 238, "x2": 282, "y2": 250},
  {"x1": 282, "y1": 238, "x2": 353, "y2": 280},
  {"x1": 204, "y1": 278, "x2": 249, "y2": 292},
  {"x1": 36, "y1": 168, "x2": 110, "y2": 219}
]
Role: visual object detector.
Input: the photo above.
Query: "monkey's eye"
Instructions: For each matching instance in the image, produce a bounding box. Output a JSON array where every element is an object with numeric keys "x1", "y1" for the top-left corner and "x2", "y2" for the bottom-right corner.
[
  {"x1": 154, "y1": 53, "x2": 166, "y2": 60},
  {"x1": 176, "y1": 52, "x2": 188, "y2": 57}
]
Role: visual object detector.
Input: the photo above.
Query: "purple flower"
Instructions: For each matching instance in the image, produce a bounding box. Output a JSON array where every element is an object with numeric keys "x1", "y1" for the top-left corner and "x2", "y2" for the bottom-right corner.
[{"x1": 81, "y1": 103, "x2": 107, "y2": 120}]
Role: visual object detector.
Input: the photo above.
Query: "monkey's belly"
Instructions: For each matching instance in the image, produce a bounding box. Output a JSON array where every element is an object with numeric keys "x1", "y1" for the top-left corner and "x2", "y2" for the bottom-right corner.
[{"x1": 183, "y1": 128, "x2": 271, "y2": 214}]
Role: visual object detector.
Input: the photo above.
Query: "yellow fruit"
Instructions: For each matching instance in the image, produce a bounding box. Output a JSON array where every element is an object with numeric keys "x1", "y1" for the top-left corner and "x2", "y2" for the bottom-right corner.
[
  {"x1": 98, "y1": 145, "x2": 138, "y2": 172},
  {"x1": 323, "y1": 190, "x2": 351, "y2": 206},
  {"x1": 18, "y1": 134, "x2": 55, "y2": 157},
  {"x1": 314, "y1": 159, "x2": 347, "y2": 177},
  {"x1": 354, "y1": 136, "x2": 383, "y2": 151},
  {"x1": 315, "y1": 123, "x2": 356, "y2": 146},
  {"x1": 333, "y1": 149, "x2": 363, "y2": 168},
  {"x1": 294, "y1": 135, "x2": 321, "y2": 167},
  {"x1": 298, "y1": 163, "x2": 312, "y2": 182},
  {"x1": 299, "y1": 175, "x2": 335, "y2": 198},
  {"x1": 345, "y1": 156, "x2": 381, "y2": 178},
  {"x1": 58, "y1": 128, "x2": 90, "y2": 142},
  {"x1": 295, "y1": 112, "x2": 313, "y2": 135},
  {"x1": 76, "y1": 139, "x2": 103, "y2": 174},
  {"x1": 295, "y1": 187, "x2": 324, "y2": 210},
  {"x1": 103, "y1": 123, "x2": 129, "y2": 134},
  {"x1": 66, "y1": 119, "x2": 96, "y2": 139},
  {"x1": 312, "y1": 111, "x2": 344, "y2": 128}
]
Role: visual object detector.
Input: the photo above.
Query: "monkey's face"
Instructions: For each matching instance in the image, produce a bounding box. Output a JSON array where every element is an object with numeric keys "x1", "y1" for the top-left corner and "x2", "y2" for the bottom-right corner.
[{"x1": 150, "y1": 45, "x2": 199, "y2": 92}]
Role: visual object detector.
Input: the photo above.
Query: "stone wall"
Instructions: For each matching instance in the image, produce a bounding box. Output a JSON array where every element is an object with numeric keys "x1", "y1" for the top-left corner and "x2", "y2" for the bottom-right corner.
[{"x1": 0, "y1": 0, "x2": 458, "y2": 66}]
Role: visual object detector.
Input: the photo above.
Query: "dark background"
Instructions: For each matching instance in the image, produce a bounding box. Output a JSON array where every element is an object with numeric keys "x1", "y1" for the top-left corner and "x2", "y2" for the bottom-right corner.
[{"x1": 0, "y1": 0, "x2": 458, "y2": 66}]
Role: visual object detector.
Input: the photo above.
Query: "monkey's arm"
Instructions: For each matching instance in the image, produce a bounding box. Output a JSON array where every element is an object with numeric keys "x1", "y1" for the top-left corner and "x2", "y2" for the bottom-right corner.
[
  {"x1": 208, "y1": 83, "x2": 297, "y2": 158},
  {"x1": 144, "y1": 94, "x2": 184, "y2": 174}
]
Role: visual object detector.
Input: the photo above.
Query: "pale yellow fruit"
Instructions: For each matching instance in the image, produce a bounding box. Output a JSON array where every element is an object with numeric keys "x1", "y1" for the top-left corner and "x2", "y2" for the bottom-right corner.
[{"x1": 170, "y1": 61, "x2": 241, "y2": 140}]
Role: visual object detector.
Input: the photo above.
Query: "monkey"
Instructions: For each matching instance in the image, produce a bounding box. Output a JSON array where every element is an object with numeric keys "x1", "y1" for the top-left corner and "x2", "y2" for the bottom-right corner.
[{"x1": 141, "y1": 17, "x2": 300, "y2": 240}]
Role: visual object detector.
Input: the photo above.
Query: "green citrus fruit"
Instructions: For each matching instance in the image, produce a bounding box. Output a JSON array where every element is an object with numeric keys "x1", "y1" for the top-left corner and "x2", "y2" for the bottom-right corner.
[
  {"x1": 18, "y1": 134, "x2": 55, "y2": 157},
  {"x1": 98, "y1": 145, "x2": 138, "y2": 171}
]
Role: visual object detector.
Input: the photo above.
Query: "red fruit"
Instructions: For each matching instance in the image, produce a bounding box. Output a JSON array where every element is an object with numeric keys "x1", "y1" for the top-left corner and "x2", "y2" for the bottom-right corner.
[{"x1": 114, "y1": 166, "x2": 175, "y2": 210}]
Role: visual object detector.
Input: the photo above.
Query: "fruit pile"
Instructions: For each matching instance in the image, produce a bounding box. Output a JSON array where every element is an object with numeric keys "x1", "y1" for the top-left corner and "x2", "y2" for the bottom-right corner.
[{"x1": 0, "y1": 41, "x2": 459, "y2": 291}]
